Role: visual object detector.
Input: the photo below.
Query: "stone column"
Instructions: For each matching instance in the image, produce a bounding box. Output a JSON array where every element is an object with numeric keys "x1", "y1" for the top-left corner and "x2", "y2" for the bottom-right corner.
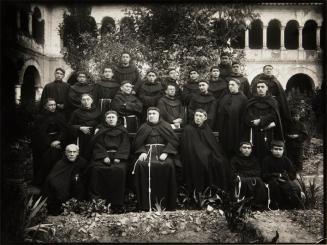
[
  {"x1": 27, "y1": 11, "x2": 32, "y2": 36},
  {"x1": 263, "y1": 25, "x2": 267, "y2": 49},
  {"x1": 280, "y1": 26, "x2": 285, "y2": 50},
  {"x1": 245, "y1": 29, "x2": 249, "y2": 49},
  {"x1": 298, "y1": 26, "x2": 303, "y2": 50},
  {"x1": 15, "y1": 85, "x2": 22, "y2": 105},
  {"x1": 316, "y1": 26, "x2": 321, "y2": 50},
  {"x1": 16, "y1": 10, "x2": 21, "y2": 29}
]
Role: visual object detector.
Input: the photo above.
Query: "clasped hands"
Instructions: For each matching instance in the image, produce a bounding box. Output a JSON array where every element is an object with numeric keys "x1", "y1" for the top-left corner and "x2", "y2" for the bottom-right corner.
[
  {"x1": 251, "y1": 119, "x2": 276, "y2": 130},
  {"x1": 50, "y1": 140, "x2": 61, "y2": 149},
  {"x1": 103, "y1": 157, "x2": 120, "y2": 166},
  {"x1": 138, "y1": 152, "x2": 168, "y2": 161},
  {"x1": 80, "y1": 126, "x2": 92, "y2": 135}
]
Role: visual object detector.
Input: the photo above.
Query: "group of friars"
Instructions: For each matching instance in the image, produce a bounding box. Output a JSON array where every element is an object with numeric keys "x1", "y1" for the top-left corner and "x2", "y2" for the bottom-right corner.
[{"x1": 31, "y1": 52, "x2": 308, "y2": 214}]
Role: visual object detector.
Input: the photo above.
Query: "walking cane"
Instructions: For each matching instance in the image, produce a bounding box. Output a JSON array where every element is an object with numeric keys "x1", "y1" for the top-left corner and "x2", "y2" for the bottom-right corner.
[{"x1": 147, "y1": 145, "x2": 153, "y2": 212}]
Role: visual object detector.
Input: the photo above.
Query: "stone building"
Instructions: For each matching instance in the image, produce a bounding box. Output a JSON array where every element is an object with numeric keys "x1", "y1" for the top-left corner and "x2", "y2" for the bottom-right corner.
[{"x1": 2, "y1": 3, "x2": 324, "y2": 107}]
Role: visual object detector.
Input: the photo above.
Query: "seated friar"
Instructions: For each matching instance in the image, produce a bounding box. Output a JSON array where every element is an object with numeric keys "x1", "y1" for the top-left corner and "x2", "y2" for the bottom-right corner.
[
  {"x1": 87, "y1": 111, "x2": 130, "y2": 213},
  {"x1": 261, "y1": 140, "x2": 304, "y2": 210},
  {"x1": 43, "y1": 144, "x2": 88, "y2": 215},
  {"x1": 231, "y1": 141, "x2": 268, "y2": 210},
  {"x1": 111, "y1": 80, "x2": 143, "y2": 133},
  {"x1": 157, "y1": 84, "x2": 185, "y2": 130},
  {"x1": 132, "y1": 107, "x2": 179, "y2": 211}
]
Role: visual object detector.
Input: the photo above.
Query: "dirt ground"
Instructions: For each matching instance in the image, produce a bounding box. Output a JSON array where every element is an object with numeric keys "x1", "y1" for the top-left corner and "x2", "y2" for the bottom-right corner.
[
  {"x1": 245, "y1": 209, "x2": 324, "y2": 243},
  {"x1": 45, "y1": 210, "x2": 241, "y2": 243}
]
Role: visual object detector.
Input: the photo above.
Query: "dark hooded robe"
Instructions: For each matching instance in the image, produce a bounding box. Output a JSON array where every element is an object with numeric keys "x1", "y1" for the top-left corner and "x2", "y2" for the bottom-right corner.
[
  {"x1": 111, "y1": 91, "x2": 143, "y2": 133},
  {"x1": 226, "y1": 73, "x2": 251, "y2": 98},
  {"x1": 87, "y1": 123, "x2": 130, "y2": 206},
  {"x1": 262, "y1": 154, "x2": 303, "y2": 209},
  {"x1": 231, "y1": 153, "x2": 268, "y2": 209},
  {"x1": 285, "y1": 120, "x2": 309, "y2": 171},
  {"x1": 251, "y1": 73, "x2": 291, "y2": 125},
  {"x1": 216, "y1": 91, "x2": 248, "y2": 157},
  {"x1": 39, "y1": 80, "x2": 70, "y2": 117},
  {"x1": 188, "y1": 92, "x2": 217, "y2": 128},
  {"x1": 133, "y1": 120, "x2": 179, "y2": 211},
  {"x1": 67, "y1": 82, "x2": 95, "y2": 113},
  {"x1": 157, "y1": 95, "x2": 185, "y2": 126},
  {"x1": 208, "y1": 78, "x2": 228, "y2": 101},
  {"x1": 44, "y1": 155, "x2": 87, "y2": 213},
  {"x1": 161, "y1": 77, "x2": 182, "y2": 99},
  {"x1": 181, "y1": 80, "x2": 200, "y2": 106},
  {"x1": 93, "y1": 78, "x2": 121, "y2": 113},
  {"x1": 113, "y1": 63, "x2": 141, "y2": 92},
  {"x1": 244, "y1": 96, "x2": 284, "y2": 160},
  {"x1": 31, "y1": 110, "x2": 68, "y2": 187},
  {"x1": 218, "y1": 63, "x2": 232, "y2": 80},
  {"x1": 181, "y1": 121, "x2": 231, "y2": 193},
  {"x1": 138, "y1": 80, "x2": 164, "y2": 121},
  {"x1": 68, "y1": 105, "x2": 102, "y2": 160}
]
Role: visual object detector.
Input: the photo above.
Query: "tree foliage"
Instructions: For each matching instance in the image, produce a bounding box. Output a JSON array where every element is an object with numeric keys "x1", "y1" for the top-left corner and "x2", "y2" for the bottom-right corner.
[
  {"x1": 59, "y1": 4, "x2": 258, "y2": 81},
  {"x1": 59, "y1": 5, "x2": 98, "y2": 71},
  {"x1": 125, "y1": 4, "x2": 258, "y2": 80}
]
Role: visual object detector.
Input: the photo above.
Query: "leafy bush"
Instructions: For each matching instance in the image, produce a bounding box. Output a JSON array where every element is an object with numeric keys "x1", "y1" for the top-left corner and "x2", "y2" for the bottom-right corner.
[
  {"x1": 177, "y1": 186, "x2": 252, "y2": 232},
  {"x1": 24, "y1": 195, "x2": 49, "y2": 243},
  {"x1": 297, "y1": 175, "x2": 321, "y2": 209},
  {"x1": 62, "y1": 198, "x2": 111, "y2": 217},
  {"x1": 288, "y1": 91, "x2": 317, "y2": 141}
]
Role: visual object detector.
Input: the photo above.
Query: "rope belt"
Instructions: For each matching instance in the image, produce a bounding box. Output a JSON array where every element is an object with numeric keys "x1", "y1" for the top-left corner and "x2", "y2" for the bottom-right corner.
[
  {"x1": 265, "y1": 183, "x2": 272, "y2": 210},
  {"x1": 145, "y1": 144, "x2": 165, "y2": 147},
  {"x1": 131, "y1": 144, "x2": 154, "y2": 212},
  {"x1": 235, "y1": 175, "x2": 244, "y2": 202},
  {"x1": 106, "y1": 150, "x2": 117, "y2": 153}
]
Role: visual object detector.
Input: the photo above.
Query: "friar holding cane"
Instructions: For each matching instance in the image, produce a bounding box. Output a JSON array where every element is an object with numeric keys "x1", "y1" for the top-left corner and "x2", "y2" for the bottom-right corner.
[
  {"x1": 244, "y1": 80, "x2": 284, "y2": 161},
  {"x1": 132, "y1": 107, "x2": 179, "y2": 211}
]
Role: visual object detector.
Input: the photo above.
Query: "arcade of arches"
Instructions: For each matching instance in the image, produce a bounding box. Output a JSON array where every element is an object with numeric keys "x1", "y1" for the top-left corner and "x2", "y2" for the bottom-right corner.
[{"x1": 237, "y1": 19, "x2": 322, "y2": 50}]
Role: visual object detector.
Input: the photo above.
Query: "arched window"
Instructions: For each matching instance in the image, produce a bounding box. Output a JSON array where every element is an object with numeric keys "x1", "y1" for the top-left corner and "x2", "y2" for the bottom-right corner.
[
  {"x1": 100, "y1": 16, "x2": 115, "y2": 37},
  {"x1": 267, "y1": 19, "x2": 281, "y2": 49},
  {"x1": 32, "y1": 7, "x2": 44, "y2": 44},
  {"x1": 286, "y1": 73, "x2": 314, "y2": 96},
  {"x1": 285, "y1": 20, "x2": 299, "y2": 49},
  {"x1": 249, "y1": 19, "x2": 263, "y2": 49},
  {"x1": 20, "y1": 6, "x2": 30, "y2": 36},
  {"x1": 21, "y1": 66, "x2": 40, "y2": 106},
  {"x1": 303, "y1": 20, "x2": 317, "y2": 50}
]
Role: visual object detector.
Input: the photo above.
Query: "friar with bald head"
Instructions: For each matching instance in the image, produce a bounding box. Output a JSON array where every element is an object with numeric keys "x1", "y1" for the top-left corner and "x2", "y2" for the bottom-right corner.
[{"x1": 44, "y1": 144, "x2": 87, "y2": 215}]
